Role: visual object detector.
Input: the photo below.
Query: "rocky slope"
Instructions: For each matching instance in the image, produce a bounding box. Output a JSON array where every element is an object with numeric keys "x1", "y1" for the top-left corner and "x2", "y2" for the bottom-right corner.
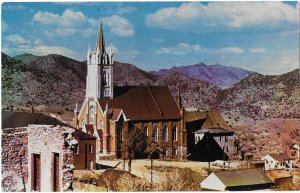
[
  {"x1": 155, "y1": 71, "x2": 221, "y2": 111},
  {"x1": 217, "y1": 70, "x2": 300, "y2": 119},
  {"x1": 151, "y1": 63, "x2": 252, "y2": 88},
  {"x1": 13, "y1": 53, "x2": 41, "y2": 64},
  {"x1": 2, "y1": 53, "x2": 86, "y2": 111}
]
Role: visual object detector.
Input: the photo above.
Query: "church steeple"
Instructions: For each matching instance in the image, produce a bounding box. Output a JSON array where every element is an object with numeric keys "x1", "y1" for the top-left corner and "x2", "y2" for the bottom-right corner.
[
  {"x1": 96, "y1": 19, "x2": 105, "y2": 54},
  {"x1": 86, "y1": 19, "x2": 114, "y2": 99}
]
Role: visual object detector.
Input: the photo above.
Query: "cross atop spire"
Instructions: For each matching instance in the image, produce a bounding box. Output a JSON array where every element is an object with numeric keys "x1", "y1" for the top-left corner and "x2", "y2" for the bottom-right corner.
[{"x1": 96, "y1": 19, "x2": 105, "y2": 53}]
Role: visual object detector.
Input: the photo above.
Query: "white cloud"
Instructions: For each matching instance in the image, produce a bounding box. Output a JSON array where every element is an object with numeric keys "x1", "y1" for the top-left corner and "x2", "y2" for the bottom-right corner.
[
  {"x1": 33, "y1": 9, "x2": 93, "y2": 27},
  {"x1": 6, "y1": 34, "x2": 31, "y2": 45},
  {"x1": 116, "y1": 6, "x2": 136, "y2": 14},
  {"x1": 3, "y1": 44, "x2": 77, "y2": 59},
  {"x1": 103, "y1": 15, "x2": 134, "y2": 37},
  {"x1": 249, "y1": 48, "x2": 266, "y2": 54},
  {"x1": 146, "y1": 2, "x2": 299, "y2": 31},
  {"x1": 156, "y1": 43, "x2": 202, "y2": 55},
  {"x1": 280, "y1": 30, "x2": 299, "y2": 37},
  {"x1": 254, "y1": 49, "x2": 299, "y2": 75},
  {"x1": 157, "y1": 43, "x2": 244, "y2": 55},
  {"x1": 218, "y1": 47, "x2": 244, "y2": 54}
]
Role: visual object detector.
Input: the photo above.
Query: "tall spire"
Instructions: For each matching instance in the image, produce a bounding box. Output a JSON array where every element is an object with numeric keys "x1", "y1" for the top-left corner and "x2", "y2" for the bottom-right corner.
[{"x1": 96, "y1": 19, "x2": 105, "y2": 53}]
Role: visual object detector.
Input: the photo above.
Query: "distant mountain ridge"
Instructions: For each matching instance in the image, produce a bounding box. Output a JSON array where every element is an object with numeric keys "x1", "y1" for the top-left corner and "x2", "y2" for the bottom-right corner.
[
  {"x1": 14, "y1": 53, "x2": 41, "y2": 64},
  {"x1": 151, "y1": 63, "x2": 253, "y2": 88},
  {"x1": 2, "y1": 52, "x2": 299, "y2": 120}
]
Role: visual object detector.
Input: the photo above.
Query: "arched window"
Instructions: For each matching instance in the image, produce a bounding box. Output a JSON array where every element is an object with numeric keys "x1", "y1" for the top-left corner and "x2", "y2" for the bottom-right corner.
[
  {"x1": 89, "y1": 106, "x2": 95, "y2": 124},
  {"x1": 162, "y1": 126, "x2": 168, "y2": 142},
  {"x1": 82, "y1": 119, "x2": 86, "y2": 129},
  {"x1": 99, "y1": 120, "x2": 103, "y2": 129},
  {"x1": 172, "y1": 125, "x2": 177, "y2": 142},
  {"x1": 152, "y1": 127, "x2": 158, "y2": 142}
]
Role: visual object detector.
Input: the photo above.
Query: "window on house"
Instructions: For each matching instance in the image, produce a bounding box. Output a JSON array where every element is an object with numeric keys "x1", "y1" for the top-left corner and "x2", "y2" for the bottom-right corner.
[
  {"x1": 74, "y1": 145, "x2": 79, "y2": 154},
  {"x1": 220, "y1": 136, "x2": 222, "y2": 142},
  {"x1": 152, "y1": 127, "x2": 158, "y2": 142},
  {"x1": 144, "y1": 127, "x2": 148, "y2": 137},
  {"x1": 226, "y1": 146, "x2": 229, "y2": 152},
  {"x1": 82, "y1": 119, "x2": 86, "y2": 129},
  {"x1": 89, "y1": 144, "x2": 93, "y2": 154},
  {"x1": 225, "y1": 136, "x2": 228, "y2": 142},
  {"x1": 163, "y1": 126, "x2": 168, "y2": 142},
  {"x1": 172, "y1": 126, "x2": 177, "y2": 142},
  {"x1": 99, "y1": 120, "x2": 103, "y2": 129}
]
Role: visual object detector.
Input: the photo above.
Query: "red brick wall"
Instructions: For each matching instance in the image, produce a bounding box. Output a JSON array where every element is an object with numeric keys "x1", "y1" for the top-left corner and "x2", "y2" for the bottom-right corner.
[{"x1": 73, "y1": 139, "x2": 96, "y2": 170}]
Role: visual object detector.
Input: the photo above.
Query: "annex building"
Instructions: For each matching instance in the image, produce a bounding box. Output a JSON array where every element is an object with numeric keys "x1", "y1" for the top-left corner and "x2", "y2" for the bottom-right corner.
[{"x1": 72, "y1": 21, "x2": 187, "y2": 159}]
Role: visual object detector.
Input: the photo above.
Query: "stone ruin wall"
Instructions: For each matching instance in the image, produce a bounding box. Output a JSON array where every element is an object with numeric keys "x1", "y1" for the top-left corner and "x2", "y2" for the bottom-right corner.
[
  {"x1": 1, "y1": 125, "x2": 78, "y2": 192},
  {"x1": 1, "y1": 128, "x2": 29, "y2": 192}
]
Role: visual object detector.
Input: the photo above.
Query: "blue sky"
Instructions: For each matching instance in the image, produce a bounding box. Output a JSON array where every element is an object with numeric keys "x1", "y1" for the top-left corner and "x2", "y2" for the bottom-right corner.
[{"x1": 1, "y1": 1, "x2": 299, "y2": 74}]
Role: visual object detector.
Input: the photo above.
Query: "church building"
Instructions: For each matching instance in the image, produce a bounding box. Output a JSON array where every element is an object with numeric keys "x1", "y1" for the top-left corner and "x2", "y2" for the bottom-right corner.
[{"x1": 73, "y1": 20, "x2": 187, "y2": 160}]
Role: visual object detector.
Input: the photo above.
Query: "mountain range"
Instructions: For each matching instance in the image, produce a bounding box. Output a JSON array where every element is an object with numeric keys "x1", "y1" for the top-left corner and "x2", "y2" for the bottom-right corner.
[
  {"x1": 151, "y1": 63, "x2": 252, "y2": 88},
  {"x1": 2, "y1": 52, "x2": 299, "y2": 120}
]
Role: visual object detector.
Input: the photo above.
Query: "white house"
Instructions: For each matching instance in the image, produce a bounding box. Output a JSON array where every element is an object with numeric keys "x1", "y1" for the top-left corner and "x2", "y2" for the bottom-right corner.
[
  {"x1": 200, "y1": 168, "x2": 273, "y2": 191},
  {"x1": 262, "y1": 153, "x2": 293, "y2": 170}
]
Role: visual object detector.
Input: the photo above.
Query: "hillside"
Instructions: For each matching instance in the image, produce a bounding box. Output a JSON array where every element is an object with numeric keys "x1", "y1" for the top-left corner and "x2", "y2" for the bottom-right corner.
[
  {"x1": 13, "y1": 53, "x2": 41, "y2": 64},
  {"x1": 2, "y1": 53, "x2": 86, "y2": 111},
  {"x1": 155, "y1": 71, "x2": 221, "y2": 111},
  {"x1": 114, "y1": 61, "x2": 158, "y2": 86},
  {"x1": 217, "y1": 69, "x2": 300, "y2": 119},
  {"x1": 152, "y1": 63, "x2": 252, "y2": 88}
]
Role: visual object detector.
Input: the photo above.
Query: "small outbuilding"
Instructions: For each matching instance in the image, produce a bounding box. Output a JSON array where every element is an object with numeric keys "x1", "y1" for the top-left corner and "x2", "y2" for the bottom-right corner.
[
  {"x1": 262, "y1": 153, "x2": 293, "y2": 170},
  {"x1": 265, "y1": 169, "x2": 293, "y2": 188},
  {"x1": 200, "y1": 168, "x2": 273, "y2": 191}
]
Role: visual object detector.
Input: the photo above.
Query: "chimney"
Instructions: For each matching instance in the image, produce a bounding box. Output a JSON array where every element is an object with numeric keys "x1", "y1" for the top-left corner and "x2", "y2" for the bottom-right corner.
[{"x1": 31, "y1": 106, "x2": 34, "y2": 113}]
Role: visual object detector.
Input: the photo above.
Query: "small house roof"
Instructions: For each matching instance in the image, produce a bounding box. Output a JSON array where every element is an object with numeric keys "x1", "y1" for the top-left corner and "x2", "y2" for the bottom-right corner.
[
  {"x1": 266, "y1": 170, "x2": 293, "y2": 180},
  {"x1": 2, "y1": 111, "x2": 69, "y2": 129},
  {"x1": 73, "y1": 129, "x2": 96, "y2": 140},
  {"x1": 85, "y1": 124, "x2": 94, "y2": 135},
  {"x1": 269, "y1": 153, "x2": 293, "y2": 162},
  {"x1": 195, "y1": 127, "x2": 234, "y2": 135},
  {"x1": 213, "y1": 168, "x2": 272, "y2": 187},
  {"x1": 185, "y1": 111, "x2": 232, "y2": 131}
]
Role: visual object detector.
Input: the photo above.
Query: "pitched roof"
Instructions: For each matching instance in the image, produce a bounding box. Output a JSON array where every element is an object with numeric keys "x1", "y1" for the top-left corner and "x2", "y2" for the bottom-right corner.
[
  {"x1": 2, "y1": 111, "x2": 68, "y2": 129},
  {"x1": 73, "y1": 129, "x2": 96, "y2": 140},
  {"x1": 185, "y1": 111, "x2": 231, "y2": 130},
  {"x1": 269, "y1": 153, "x2": 293, "y2": 162},
  {"x1": 85, "y1": 124, "x2": 94, "y2": 135},
  {"x1": 195, "y1": 128, "x2": 234, "y2": 135},
  {"x1": 99, "y1": 86, "x2": 181, "y2": 121},
  {"x1": 266, "y1": 170, "x2": 293, "y2": 180},
  {"x1": 213, "y1": 168, "x2": 272, "y2": 187},
  {"x1": 110, "y1": 108, "x2": 123, "y2": 121}
]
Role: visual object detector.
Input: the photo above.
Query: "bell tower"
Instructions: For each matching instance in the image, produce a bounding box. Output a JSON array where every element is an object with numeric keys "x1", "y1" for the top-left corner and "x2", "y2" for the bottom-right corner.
[{"x1": 86, "y1": 19, "x2": 114, "y2": 99}]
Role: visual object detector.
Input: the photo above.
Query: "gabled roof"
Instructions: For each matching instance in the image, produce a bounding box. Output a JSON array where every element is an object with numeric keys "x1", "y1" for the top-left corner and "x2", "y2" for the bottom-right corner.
[
  {"x1": 2, "y1": 111, "x2": 69, "y2": 129},
  {"x1": 85, "y1": 124, "x2": 94, "y2": 135},
  {"x1": 195, "y1": 128, "x2": 234, "y2": 135},
  {"x1": 213, "y1": 168, "x2": 272, "y2": 187},
  {"x1": 185, "y1": 111, "x2": 231, "y2": 131},
  {"x1": 73, "y1": 129, "x2": 96, "y2": 140},
  {"x1": 98, "y1": 86, "x2": 181, "y2": 121},
  {"x1": 269, "y1": 153, "x2": 293, "y2": 162}
]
